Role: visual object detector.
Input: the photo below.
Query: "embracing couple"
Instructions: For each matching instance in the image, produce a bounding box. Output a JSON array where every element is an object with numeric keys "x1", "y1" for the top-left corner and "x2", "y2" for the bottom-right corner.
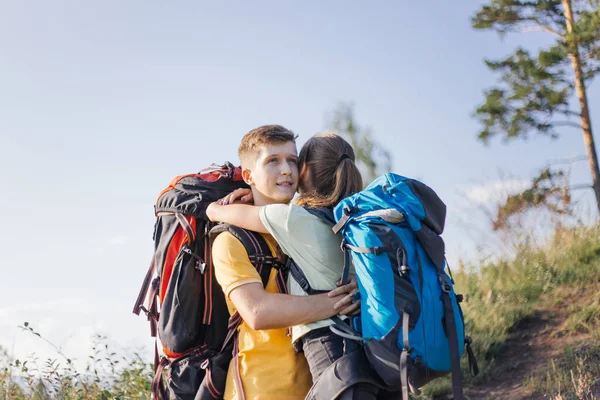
[{"x1": 204, "y1": 124, "x2": 398, "y2": 400}]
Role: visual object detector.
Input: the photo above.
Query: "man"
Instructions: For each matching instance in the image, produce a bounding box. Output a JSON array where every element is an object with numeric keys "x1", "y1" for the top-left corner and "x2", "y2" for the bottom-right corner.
[{"x1": 208, "y1": 125, "x2": 356, "y2": 399}]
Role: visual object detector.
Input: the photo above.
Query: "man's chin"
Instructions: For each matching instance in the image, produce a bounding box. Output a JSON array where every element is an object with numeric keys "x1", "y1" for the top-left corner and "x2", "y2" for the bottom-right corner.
[
  {"x1": 273, "y1": 191, "x2": 295, "y2": 204},
  {"x1": 276, "y1": 195, "x2": 294, "y2": 204}
]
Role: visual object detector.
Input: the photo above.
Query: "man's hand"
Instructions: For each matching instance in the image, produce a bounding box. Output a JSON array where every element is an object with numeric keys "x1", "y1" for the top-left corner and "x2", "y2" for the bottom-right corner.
[{"x1": 328, "y1": 276, "x2": 361, "y2": 316}]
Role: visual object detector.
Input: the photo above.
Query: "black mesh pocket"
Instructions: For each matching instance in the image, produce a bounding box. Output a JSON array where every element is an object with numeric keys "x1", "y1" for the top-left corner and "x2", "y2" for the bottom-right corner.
[
  {"x1": 166, "y1": 353, "x2": 207, "y2": 400},
  {"x1": 159, "y1": 243, "x2": 205, "y2": 353}
]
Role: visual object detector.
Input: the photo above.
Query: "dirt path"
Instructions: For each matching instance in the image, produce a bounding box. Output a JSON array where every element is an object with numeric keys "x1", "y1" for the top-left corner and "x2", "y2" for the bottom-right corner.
[{"x1": 465, "y1": 308, "x2": 570, "y2": 400}]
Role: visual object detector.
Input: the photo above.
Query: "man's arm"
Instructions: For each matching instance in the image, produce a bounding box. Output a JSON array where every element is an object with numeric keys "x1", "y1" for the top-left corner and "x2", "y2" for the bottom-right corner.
[
  {"x1": 229, "y1": 282, "x2": 356, "y2": 331},
  {"x1": 212, "y1": 230, "x2": 359, "y2": 331}
]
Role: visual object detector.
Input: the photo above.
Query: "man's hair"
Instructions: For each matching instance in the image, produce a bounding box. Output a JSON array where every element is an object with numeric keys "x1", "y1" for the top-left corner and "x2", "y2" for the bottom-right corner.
[{"x1": 238, "y1": 125, "x2": 298, "y2": 167}]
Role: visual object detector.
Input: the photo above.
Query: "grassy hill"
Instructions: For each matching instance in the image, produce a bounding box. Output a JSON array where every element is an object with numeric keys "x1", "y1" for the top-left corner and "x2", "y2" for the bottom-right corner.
[
  {"x1": 420, "y1": 223, "x2": 600, "y2": 400},
  {"x1": 2, "y1": 224, "x2": 599, "y2": 400}
]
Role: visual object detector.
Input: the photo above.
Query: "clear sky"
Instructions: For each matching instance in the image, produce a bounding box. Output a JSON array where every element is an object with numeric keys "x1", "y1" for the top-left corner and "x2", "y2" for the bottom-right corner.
[{"x1": 1, "y1": 1, "x2": 598, "y2": 367}]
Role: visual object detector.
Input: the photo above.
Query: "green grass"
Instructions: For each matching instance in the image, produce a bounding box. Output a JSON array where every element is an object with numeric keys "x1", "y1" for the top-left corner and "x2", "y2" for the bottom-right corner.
[
  {"x1": 564, "y1": 296, "x2": 600, "y2": 334},
  {"x1": 417, "y1": 223, "x2": 600, "y2": 398},
  {"x1": 0, "y1": 333, "x2": 152, "y2": 400},
  {"x1": 526, "y1": 340, "x2": 600, "y2": 399},
  {"x1": 3, "y1": 224, "x2": 599, "y2": 399}
]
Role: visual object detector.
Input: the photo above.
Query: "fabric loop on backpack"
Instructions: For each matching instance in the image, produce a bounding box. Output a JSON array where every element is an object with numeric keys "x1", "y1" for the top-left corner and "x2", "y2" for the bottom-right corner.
[
  {"x1": 359, "y1": 208, "x2": 405, "y2": 224},
  {"x1": 329, "y1": 316, "x2": 367, "y2": 341},
  {"x1": 341, "y1": 246, "x2": 351, "y2": 286},
  {"x1": 332, "y1": 213, "x2": 351, "y2": 234},
  {"x1": 152, "y1": 357, "x2": 170, "y2": 400},
  {"x1": 345, "y1": 244, "x2": 390, "y2": 255},
  {"x1": 400, "y1": 312, "x2": 411, "y2": 400},
  {"x1": 399, "y1": 349, "x2": 409, "y2": 400},
  {"x1": 465, "y1": 337, "x2": 479, "y2": 377},
  {"x1": 401, "y1": 312, "x2": 410, "y2": 351},
  {"x1": 175, "y1": 212, "x2": 195, "y2": 244}
]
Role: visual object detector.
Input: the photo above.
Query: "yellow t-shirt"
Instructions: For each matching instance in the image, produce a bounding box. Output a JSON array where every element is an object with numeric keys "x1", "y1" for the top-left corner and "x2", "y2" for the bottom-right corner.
[{"x1": 212, "y1": 231, "x2": 312, "y2": 400}]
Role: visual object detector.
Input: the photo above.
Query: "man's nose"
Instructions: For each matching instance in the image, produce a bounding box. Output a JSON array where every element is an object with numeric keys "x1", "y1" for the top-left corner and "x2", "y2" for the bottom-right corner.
[{"x1": 280, "y1": 161, "x2": 292, "y2": 175}]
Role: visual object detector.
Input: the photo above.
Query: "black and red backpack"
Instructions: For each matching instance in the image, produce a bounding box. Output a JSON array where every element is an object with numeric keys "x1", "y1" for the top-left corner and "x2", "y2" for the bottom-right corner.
[{"x1": 133, "y1": 163, "x2": 288, "y2": 400}]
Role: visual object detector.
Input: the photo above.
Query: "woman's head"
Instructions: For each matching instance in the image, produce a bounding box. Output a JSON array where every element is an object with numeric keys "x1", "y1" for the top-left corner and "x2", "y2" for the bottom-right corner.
[{"x1": 296, "y1": 133, "x2": 363, "y2": 208}]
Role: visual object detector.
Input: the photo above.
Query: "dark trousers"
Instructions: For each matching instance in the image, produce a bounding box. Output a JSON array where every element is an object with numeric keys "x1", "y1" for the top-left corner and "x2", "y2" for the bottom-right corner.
[{"x1": 300, "y1": 327, "x2": 401, "y2": 400}]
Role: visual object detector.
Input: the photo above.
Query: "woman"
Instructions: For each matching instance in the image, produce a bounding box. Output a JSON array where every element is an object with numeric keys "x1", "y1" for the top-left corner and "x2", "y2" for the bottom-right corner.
[{"x1": 207, "y1": 133, "x2": 388, "y2": 399}]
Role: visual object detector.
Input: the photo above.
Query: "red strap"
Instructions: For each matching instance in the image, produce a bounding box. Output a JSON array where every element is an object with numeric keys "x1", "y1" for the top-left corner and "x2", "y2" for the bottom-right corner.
[
  {"x1": 232, "y1": 336, "x2": 246, "y2": 400},
  {"x1": 276, "y1": 267, "x2": 287, "y2": 295},
  {"x1": 133, "y1": 256, "x2": 157, "y2": 315},
  {"x1": 220, "y1": 312, "x2": 243, "y2": 352},
  {"x1": 203, "y1": 225, "x2": 213, "y2": 324},
  {"x1": 147, "y1": 278, "x2": 160, "y2": 337},
  {"x1": 151, "y1": 345, "x2": 168, "y2": 400}
]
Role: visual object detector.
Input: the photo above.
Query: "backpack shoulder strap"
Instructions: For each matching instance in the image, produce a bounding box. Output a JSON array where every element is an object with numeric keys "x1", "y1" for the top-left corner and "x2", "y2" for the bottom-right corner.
[
  {"x1": 208, "y1": 224, "x2": 288, "y2": 400},
  {"x1": 287, "y1": 207, "x2": 335, "y2": 295},
  {"x1": 303, "y1": 206, "x2": 336, "y2": 227},
  {"x1": 224, "y1": 225, "x2": 276, "y2": 288},
  {"x1": 209, "y1": 222, "x2": 287, "y2": 294}
]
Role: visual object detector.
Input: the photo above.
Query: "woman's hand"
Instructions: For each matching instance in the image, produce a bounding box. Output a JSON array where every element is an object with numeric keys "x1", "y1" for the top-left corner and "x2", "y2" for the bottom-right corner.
[
  {"x1": 219, "y1": 188, "x2": 253, "y2": 205},
  {"x1": 327, "y1": 276, "x2": 361, "y2": 316}
]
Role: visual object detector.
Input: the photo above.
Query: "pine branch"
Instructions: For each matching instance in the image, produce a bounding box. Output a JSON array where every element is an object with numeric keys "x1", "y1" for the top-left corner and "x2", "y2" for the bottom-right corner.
[
  {"x1": 584, "y1": 46, "x2": 600, "y2": 60},
  {"x1": 557, "y1": 109, "x2": 582, "y2": 117},
  {"x1": 550, "y1": 121, "x2": 583, "y2": 128},
  {"x1": 571, "y1": 184, "x2": 593, "y2": 190},
  {"x1": 546, "y1": 155, "x2": 588, "y2": 165},
  {"x1": 519, "y1": 24, "x2": 566, "y2": 38}
]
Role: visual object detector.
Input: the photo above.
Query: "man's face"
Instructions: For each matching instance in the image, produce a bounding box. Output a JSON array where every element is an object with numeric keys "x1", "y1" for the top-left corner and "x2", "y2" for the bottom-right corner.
[{"x1": 244, "y1": 141, "x2": 299, "y2": 206}]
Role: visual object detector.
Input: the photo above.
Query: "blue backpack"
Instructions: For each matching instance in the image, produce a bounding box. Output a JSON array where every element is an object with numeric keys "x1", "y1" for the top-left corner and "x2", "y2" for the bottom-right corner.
[{"x1": 329, "y1": 173, "x2": 478, "y2": 400}]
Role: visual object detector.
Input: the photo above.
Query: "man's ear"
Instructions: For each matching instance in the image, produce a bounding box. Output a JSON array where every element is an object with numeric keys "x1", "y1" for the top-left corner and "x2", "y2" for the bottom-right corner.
[{"x1": 242, "y1": 168, "x2": 253, "y2": 186}]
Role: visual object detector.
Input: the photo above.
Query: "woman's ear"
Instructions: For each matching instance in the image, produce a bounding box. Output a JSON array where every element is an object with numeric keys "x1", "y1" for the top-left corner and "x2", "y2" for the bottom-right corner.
[{"x1": 242, "y1": 168, "x2": 253, "y2": 186}]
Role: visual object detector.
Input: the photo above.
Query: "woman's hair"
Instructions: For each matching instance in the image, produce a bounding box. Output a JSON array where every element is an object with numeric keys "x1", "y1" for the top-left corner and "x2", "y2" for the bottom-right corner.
[{"x1": 296, "y1": 133, "x2": 363, "y2": 208}]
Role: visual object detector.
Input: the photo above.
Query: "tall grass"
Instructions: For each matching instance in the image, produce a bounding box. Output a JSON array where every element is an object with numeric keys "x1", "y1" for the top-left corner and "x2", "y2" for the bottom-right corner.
[
  {"x1": 3, "y1": 225, "x2": 599, "y2": 399},
  {"x1": 0, "y1": 326, "x2": 152, "y2": 400},
  {"x1": 419, "y1": 224, "x2": 600, "y2": 398}
]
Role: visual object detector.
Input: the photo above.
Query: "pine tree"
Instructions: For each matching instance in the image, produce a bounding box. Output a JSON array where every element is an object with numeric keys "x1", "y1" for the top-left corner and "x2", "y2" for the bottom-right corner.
[{"x1": 472, "y1": 0, "x2": 600, "y2": 214}]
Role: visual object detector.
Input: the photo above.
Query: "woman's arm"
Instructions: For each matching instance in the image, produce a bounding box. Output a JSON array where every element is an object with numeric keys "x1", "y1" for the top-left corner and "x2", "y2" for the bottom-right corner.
[{"x1": 206, "y1": 202, "x2": 269, "y2": 233}]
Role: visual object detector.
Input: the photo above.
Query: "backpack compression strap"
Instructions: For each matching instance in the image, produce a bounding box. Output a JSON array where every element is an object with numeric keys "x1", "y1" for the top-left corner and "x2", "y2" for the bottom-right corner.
[{"x1": 416, "y1": 227, "x2": 464, "y2": 400}]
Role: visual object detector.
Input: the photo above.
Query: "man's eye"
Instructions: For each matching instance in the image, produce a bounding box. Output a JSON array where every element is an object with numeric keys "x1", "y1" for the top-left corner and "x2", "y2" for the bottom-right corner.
[{"x1": 289, "y1": 158, "x2": 298, "y2": 164}]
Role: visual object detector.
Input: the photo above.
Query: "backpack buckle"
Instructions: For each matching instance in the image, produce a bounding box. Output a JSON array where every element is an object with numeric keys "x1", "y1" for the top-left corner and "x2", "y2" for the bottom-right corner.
[
  {"x1": 438, "y1": 275, "x2": 452, "y2": 293},
  {"x1": 195, "y1": 261, "x2": 206, "y2": 274},
  {"x1": 344, "y1": 206, "x2": 356, "y2": 216}
]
